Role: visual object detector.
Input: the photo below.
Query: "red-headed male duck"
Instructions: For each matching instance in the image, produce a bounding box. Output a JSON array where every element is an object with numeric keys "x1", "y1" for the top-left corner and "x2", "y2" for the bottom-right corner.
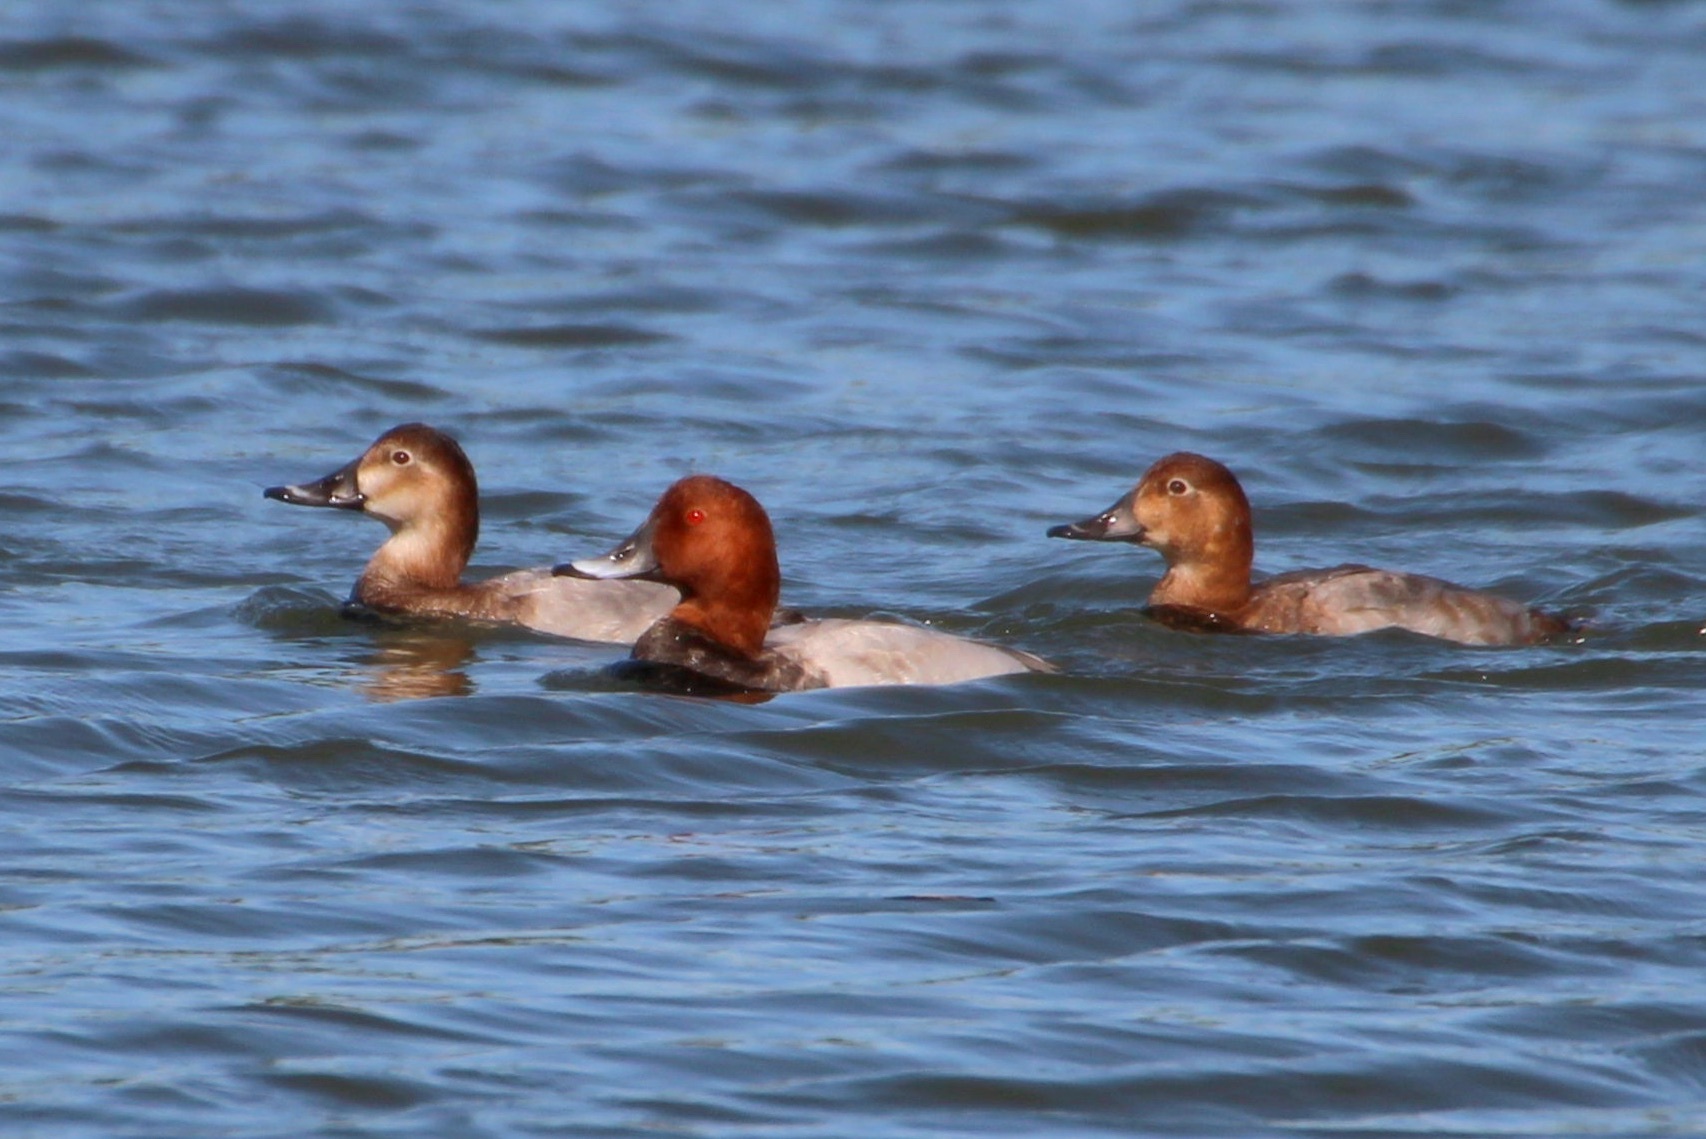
[
  {"x1": 1049, "y1": 452, "x2": 1569, "y2": 646},
  {"x1": 555, "y1": 474, "x2": 1051, "y2": 692},
  {"x1": 265, "y1": 423, "x2": 676, "y2": 641}
]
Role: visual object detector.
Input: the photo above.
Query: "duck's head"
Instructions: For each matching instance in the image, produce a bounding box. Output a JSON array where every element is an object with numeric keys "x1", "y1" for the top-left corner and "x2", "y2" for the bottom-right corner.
[
  {"x1": 265, "y1": 423, "x2": 480, "y2": 580},
  {"x1": 557, "y1": 474, "x2": 779, "y2": 657},
  {"x1": 1049, "y1": 451, "x2": 1253, "y2": 573}
]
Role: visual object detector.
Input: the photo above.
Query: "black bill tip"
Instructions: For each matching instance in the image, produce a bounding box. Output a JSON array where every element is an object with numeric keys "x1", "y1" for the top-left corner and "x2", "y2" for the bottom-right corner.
[
  {"x1": 1047, "y1": 517, "x2": 1110, "y2": 541},
  {"x1": 262, "y1": 481, "x2": 364, "y2": 509}
]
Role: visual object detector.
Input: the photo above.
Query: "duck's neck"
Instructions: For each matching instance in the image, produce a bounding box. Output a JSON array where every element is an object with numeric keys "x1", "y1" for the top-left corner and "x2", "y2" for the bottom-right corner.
[
  {"x1": 1149, "y1": 528, "x2": 1254, "y2": 615},
  {"x1": 668, "y1": 548, "x2": 779, "y2": 659},
  {"x1": 670, "y1": 590, "x2": 773, "y2": 660},
  {"x1": 354, "y1": 516, "x2": 477, "y2": 610}
]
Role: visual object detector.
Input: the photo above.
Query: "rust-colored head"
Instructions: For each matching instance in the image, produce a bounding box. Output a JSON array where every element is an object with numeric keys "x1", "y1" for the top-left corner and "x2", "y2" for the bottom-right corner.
[
  {"x1": 1129, "y1": 453, "x2": 1251, "y2": 566},
  {"x1": 1050, "y1": 452, "x2": 1255, "y2": 611},
  {"x1": 562, "y1": 474, "x2": 780, "y2": 657}
]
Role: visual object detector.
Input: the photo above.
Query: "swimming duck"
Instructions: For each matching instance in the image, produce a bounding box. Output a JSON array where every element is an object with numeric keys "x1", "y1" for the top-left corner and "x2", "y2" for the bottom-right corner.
[
  {"x1": 556, "y1": 474, "x2": 1051, "y2": 692},
  {"x1": 1049, "y1": 451, "x2": 1568, "y2": 645},
  {"x1": 264, "y1": 423, "x2": 676, "y2": 641}
]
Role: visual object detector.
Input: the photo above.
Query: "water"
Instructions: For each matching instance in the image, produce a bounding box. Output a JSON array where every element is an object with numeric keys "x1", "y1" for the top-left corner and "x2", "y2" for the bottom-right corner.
[{"x1": 3, "y1": 1, "x2": 1705, "y2": 1135}]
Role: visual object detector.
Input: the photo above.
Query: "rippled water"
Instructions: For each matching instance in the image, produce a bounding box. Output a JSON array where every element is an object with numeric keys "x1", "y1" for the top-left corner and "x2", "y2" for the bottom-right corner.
[{"x1": 4, "y1": 2, "x2": 1706, "y2": 1136}]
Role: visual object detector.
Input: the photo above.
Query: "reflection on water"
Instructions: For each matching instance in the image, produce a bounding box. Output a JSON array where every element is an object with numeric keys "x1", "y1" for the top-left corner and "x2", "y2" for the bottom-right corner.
[{"x1": 357, "y1": 633, "x2": 476, "y2": 702}]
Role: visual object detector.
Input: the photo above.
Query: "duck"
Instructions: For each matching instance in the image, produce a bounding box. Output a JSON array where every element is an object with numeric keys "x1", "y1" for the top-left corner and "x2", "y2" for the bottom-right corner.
[
  {"x1": 1048, "y1": 451, "x2": 1569, "y2": 646},
  {"x1": 264, "y1": 423, "x2": 676, "y2": 641},
  {"x1": 554, "y1": 474, "x2": 1051, "y2": 692}
]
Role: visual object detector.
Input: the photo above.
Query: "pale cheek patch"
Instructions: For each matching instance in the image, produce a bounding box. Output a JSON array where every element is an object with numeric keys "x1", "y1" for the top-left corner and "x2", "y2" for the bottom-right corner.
[{"x1": 364, "y1": 483, "x2": 431, "y2": 528}]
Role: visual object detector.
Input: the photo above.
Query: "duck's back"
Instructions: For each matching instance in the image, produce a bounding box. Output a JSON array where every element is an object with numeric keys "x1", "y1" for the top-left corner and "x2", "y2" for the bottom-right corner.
[
  {"x1": 1244, "y1": 564, "x2": 1567, "y2": 646},
  {"x1": 492, "y1": 568, "x2": 678, "y2": 644},
  {"x1": 765, "y1": 618, "x2": 1051, "y2": 688}
]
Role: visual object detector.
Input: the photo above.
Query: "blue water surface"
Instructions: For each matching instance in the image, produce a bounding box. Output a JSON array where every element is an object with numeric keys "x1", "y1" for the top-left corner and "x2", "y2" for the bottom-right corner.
[{"x1": 2, "y1": 2, "x2": 1705, "y2": 1136}]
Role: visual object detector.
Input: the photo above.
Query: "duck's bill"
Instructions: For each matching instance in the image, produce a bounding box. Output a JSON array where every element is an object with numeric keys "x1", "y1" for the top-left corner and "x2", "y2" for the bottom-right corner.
[
  {"x1": 554, "y1": 516, "x2": 661, "y2": 581},
  {"x1": 263, "y1": 457, "x2": 365, "y2": 510},
  {"x1": 1046, "y1": 496, "x2": 1145, "y2": 542}
]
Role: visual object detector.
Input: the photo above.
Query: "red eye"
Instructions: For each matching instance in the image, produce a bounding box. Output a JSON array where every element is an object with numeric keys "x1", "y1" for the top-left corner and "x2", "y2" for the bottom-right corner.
[
  {"x1": 685, "y1": 508, "x2": 706, "y2": 526},
  {"x1": 391, "y1": 450, "x2": 412, "y2": 465}
]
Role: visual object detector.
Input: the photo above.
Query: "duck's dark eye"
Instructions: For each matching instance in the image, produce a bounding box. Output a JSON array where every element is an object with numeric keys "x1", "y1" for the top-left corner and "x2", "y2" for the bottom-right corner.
[
  {"x1": 1167, "y1": 478, "x2": 1189, "y2": 495},
  {"x1": 391, "y1": 450, "x2": 412, "y2": 465}
]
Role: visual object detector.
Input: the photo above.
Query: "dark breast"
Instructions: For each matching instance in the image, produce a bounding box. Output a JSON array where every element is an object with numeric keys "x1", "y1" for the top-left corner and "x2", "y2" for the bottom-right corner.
[{"x1": 632, "y1": 617, "x2": 819, "y2": 692}]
